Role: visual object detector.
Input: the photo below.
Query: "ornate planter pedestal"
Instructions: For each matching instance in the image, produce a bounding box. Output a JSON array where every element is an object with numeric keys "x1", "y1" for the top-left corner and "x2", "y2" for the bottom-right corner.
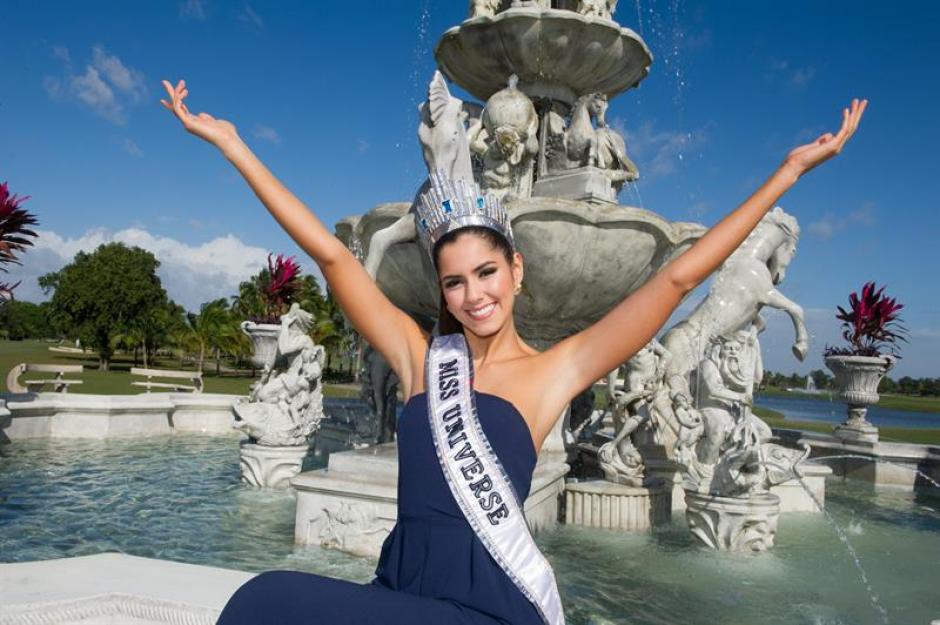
[
  {"x1": 239, "y1": 441, "x2": 312, "y2": 490},
  {"x1": 684, "y1": 490, "x2": 780, "y2": 552},
  {"x1": 240, "y1": 321, "x2": 280, "y2": 370},
  {"x1": 825, "y1": 355, "x2": 895, "y2": 444}
]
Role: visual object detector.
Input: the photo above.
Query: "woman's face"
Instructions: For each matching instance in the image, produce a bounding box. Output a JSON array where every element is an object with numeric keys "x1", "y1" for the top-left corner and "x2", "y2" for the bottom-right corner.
[{"x1": 436, "y1": 232, "x2": 522, "y2": 337}]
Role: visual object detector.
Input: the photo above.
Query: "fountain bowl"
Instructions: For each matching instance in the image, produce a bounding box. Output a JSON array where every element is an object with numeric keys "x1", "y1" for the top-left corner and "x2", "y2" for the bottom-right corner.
[
  {"x1": 338, "y1": 197, "x2": 704, "y2": 344},
  {"x1": 435, "y1": 7, "x2": 653, "y2": 105}
]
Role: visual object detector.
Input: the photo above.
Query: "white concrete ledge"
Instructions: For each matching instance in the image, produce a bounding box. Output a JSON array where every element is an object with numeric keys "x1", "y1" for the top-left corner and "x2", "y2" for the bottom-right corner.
[
  {"x1": 0, "y1": 393, "x2": 243, "y2": 440},
  {"x1": 0, "y1": 553, "x2": 253, "y2": 625},
  {"x1": 774, "y1": 427, "x2": 940, "y2": 490}
]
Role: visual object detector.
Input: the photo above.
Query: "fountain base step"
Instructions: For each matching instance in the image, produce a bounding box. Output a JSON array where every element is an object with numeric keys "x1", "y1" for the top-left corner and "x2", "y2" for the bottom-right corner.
[
  {"x1": 291, "y1": 443, "x2": 569, "y2": 558},
  {"x1": 563, "y1": 480, "x2": 671, "y2": 531}
]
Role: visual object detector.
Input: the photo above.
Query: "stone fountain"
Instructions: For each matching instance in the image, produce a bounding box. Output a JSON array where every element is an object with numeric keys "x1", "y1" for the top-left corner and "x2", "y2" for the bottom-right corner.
[{"x1": 293, "y1": 1, "x2": 706, "y2": 557}]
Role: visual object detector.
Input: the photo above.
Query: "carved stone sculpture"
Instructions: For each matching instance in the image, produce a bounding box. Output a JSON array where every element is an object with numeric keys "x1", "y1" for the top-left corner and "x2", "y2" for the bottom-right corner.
[
  {"x1": 660, "y1": 206, "x2": 807, "y2": 400},
  {"x1": 469, "y1": 0, "x2": 508, "y2": 19},
  {"x1": 578, "y1": 0, "x2": 618, "y2": 20},
  {"x1": 364, "y1": 71, "x2": 480, "y2": 277},
  {"x1": 469, "y1": 76, "x2": 540, "y2": 200},
  {"x1": 234, "y1": 304, "x2": 325, "y2": 447},
  {"x1": 360, "y1": 345, "x2": 400, "y2": 443},
  {"x1": 597, "y1": 340, "x2": 672, "y2": 485},
  {"x1": 539, "y1": 93, "x2": 637, "y2": 201}
]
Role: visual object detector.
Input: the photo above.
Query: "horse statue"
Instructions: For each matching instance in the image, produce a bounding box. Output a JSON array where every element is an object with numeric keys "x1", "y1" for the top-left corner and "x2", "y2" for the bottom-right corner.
[
  {"x1": 660, "y1": 206, "x2": 807, "y2": 398},
  {"x1": 562, "y1": 92, "x2": 638, "y2": 189}
]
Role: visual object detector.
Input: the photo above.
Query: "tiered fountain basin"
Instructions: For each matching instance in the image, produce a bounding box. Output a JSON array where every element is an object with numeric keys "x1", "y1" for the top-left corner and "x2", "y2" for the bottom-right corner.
[
  {"x1": 339, "y1": 198, "x2": 704, "y2": 343},
  {"x1": 0, "y1": 392, "x2": 241, "y2": 439},
  {"x1": 436, "y1": 7, "x2": 652, "y2": 104},
  {"x1": 1, "y1": 435, "x2": 938, "y2": 624}
]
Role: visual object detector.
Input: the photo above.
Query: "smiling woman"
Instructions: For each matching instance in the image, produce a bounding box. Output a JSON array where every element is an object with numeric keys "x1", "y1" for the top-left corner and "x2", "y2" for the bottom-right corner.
[{"x1": 160, "y1": 64, "x2": 865, "y2": 621}]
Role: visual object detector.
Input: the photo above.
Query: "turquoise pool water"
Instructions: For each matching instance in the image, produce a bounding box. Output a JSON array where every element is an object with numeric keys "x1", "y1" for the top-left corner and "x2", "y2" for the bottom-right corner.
[{"x1": 1, "y1": 436, "x2": 938, "y2": 625}]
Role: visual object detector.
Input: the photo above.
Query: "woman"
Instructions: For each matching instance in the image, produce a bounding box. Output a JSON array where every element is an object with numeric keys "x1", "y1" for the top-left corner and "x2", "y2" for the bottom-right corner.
[{"x1": 161, "y1": 80, "x2": 865, "y2": 624}]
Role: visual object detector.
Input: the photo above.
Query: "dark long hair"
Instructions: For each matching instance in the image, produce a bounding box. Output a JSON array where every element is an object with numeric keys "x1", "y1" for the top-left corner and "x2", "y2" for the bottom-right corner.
[{"x1": 432, "y1": 226, "x2": 514, "y2": 336}]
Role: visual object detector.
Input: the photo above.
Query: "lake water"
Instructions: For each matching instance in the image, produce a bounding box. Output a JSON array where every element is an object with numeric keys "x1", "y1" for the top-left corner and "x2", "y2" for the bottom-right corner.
[{"x1": 755, "y1": 393, "x2": 940, "y2": 429}]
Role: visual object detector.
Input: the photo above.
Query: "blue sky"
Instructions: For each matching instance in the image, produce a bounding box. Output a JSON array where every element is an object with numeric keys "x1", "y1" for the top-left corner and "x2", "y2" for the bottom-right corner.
[{"x1": 2, "y1": 1, "x2": 938, "y2": 378}]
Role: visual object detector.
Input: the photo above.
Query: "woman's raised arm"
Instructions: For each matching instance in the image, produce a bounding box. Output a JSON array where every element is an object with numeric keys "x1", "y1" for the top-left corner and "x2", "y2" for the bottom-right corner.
[
  {"x1": 161, "y1": 80, "x2": 428, "y2": 393},
  {"x1": 532, "y1": 99, "x2": 867, "y2": 423}
]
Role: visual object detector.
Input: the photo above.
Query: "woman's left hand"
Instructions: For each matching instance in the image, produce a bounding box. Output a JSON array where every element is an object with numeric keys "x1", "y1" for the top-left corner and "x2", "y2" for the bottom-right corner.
[{"x1": 784, "y1": 98, "x2": 868, "y2": 177}]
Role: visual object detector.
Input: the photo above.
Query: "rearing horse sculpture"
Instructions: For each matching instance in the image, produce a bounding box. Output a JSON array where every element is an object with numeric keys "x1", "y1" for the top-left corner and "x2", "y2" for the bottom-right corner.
[{"x1": 660, "y1": 206, "x2": 808, "y2": 398}]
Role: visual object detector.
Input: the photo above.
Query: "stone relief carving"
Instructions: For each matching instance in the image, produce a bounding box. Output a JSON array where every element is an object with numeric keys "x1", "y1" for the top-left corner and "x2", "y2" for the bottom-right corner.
[
  {"x1": 234, "y1": 304, "x2": 325, "y2": 447},
  {"x1": 469, "y1": 75, "x2": 540, "y2": 200},
  {"x1": 311, "y1": 502, "x2": 396, "y2": 558}
]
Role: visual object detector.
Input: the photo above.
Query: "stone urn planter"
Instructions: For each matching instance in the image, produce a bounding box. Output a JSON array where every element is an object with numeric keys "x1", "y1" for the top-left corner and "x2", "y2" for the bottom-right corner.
[
  {"x1": 825, "y1": 354, "x2": 896, "y2": 443},
  {"x1": 684, "y1": 490, "x2": 780, "y2": 552},
  {"x1": 240, "y1": 320, "x2": 280, "y2": 370}
]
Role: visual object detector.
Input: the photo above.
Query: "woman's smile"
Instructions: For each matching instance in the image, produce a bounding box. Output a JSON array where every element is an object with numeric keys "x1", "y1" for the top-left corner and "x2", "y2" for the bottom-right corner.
[{"x1": 466, "y1": 301, "x2": 497, "y2": 321}]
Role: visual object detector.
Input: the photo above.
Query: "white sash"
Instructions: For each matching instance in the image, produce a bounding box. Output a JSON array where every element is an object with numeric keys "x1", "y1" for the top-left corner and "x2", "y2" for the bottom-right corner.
[{"x1": 426, "y1": 334, "x2": 565, "y2": 625}]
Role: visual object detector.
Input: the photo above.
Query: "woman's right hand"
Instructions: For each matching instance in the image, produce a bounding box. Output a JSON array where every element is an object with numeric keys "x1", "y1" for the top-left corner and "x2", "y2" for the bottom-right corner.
[{"x1": 160, "y1": 79, "x2": 241, "y2": 151}]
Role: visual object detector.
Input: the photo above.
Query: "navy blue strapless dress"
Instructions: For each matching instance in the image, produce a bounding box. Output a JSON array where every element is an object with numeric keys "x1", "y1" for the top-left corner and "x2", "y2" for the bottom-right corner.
[{"x1": 216, "y1": 392, "x2": 545, "y2": 625}]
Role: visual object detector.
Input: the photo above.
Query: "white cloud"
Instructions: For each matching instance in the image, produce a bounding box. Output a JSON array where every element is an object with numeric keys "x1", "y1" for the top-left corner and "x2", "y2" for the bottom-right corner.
[
  {"x1": 808, "y1": 203, "x2": 877, "y2": 240},
  {"x1": 251, "y1": 124, "x2": 281, "y2": 144},
  {"x1": 5, "y1": 228, "x2": 279, "y2": 312},
  {"x1": 91, "y1": 46, "x2": 147, "y2": 102},
  {"x1": 121, "y1": 138, "x2": 144, "y2": 158},
  {"x1": 238, "y1": 3, "x2": 264, "y2": 29},
  {"x1": 179, "y1": 0, "x2": 207, "y2": 20},
  {"x1": 43, "y1": 46, "x2": 146, "y2": 125}
]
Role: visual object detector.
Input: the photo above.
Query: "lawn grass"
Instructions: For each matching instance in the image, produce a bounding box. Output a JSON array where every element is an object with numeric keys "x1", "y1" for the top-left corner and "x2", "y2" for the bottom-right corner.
[{"x1": 0, "y1": 339, "x2": 360, "y2": 398}]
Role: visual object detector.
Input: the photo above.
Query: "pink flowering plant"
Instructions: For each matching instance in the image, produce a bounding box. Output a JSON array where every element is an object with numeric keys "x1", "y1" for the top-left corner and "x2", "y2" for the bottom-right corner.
[
  {"x1": 824, "y1": 281, "x2": 907, "y2": 358},
  {"x1": 0, "y1": 181, "x2": 39, "y2": 301},
  {"x1": 254, "y1": 253, "x2": 302, "y2": 324}
]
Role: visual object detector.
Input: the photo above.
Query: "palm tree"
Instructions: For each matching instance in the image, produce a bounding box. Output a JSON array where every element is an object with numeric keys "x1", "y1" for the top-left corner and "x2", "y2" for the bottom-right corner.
[{"x1": 186, "y1": 299, "x2": 231, "y2": 373}]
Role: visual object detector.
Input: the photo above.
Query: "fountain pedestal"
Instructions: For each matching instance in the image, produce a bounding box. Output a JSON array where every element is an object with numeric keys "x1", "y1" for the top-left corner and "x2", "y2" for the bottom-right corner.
[
  {"x1": 564, "y1": 480, "x2": 671, "y2": 531},
  {"x1": 685, "y1": 490, "x2": 780, "y2": 552},
  {"x1": 239, "y1": 442, "x2": 312, "y2": 490},
  {"x1": 292, "y1": 443, "x2": 569, "y2": 558}
]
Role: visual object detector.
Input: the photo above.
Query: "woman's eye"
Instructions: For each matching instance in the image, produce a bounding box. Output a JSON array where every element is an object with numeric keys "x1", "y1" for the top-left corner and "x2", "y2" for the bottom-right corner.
[
  {"x1": 443, "y1": 280, "x2": 460, "y2": 289},
  {"x1": 480, "y1": 267, "x2": 497, "y2": 278}
]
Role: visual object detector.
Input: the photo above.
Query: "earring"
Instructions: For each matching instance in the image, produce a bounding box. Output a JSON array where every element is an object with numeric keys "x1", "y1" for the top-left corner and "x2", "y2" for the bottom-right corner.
[{"x1": 514, "y1": 282, "x2": 522, "y2": 295}]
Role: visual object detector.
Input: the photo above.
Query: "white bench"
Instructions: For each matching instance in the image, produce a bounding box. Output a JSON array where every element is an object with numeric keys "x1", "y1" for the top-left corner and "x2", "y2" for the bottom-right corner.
[
  {"x1": 6, "y1": 363, "x2": 84, "y2": 394},
  {"x1": 131, "y1": 367, "x2": 204, "y2": 394}
]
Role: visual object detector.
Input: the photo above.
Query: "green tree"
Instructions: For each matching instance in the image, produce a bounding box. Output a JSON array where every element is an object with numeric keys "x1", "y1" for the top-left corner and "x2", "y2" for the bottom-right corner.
[
  {"x1": 0, "y1": 300, "x2": 54, "y2": 340},
  {"x1": 809, "y1": 369, "x2": 831, "y2": 391},
  {"x1": 39, "y1": 243, "x2": 169, "y2": 370}
]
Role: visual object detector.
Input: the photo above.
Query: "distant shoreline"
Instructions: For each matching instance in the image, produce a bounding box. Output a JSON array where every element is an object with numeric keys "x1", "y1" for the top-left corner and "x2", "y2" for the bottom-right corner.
[{"x1": 758, "y1": 387, "x2": 940, "y2": 415}]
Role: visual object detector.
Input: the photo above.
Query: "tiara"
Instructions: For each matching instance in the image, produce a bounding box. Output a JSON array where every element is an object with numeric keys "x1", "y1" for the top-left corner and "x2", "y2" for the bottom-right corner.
[{"x1": 416, "y1": 170, "x2": 514, "y2": 253}]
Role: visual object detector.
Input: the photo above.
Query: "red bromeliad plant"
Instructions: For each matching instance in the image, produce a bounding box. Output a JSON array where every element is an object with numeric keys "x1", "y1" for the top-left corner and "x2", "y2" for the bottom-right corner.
[
  {"x1": 254, "y1": 253, "x2": 302, "y2": 324},
  {"x1": 0, "y1": 181, "x2": 39, "y2": 301},
  {"x1": 824, "y1": 281, "x2": 907, "y2": 358}
]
